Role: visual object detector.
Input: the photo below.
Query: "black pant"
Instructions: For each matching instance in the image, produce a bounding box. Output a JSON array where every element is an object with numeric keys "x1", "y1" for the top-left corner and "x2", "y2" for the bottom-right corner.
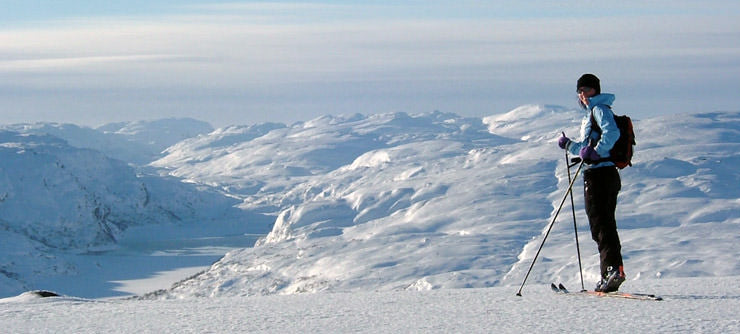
[{"x1": 583, "y1": 166, "x2": 622, "y2": 277}]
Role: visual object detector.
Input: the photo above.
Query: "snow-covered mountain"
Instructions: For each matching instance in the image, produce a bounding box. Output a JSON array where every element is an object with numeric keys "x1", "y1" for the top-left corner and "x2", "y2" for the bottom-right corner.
[
  {"x1": 147, "y1": 106, "x2": 740, "y2": 299},
  {"x1": 2, "y1": 118, "x2": 213, "y2": 165},
  {"x1": 96, "y1": 118, "x2": 214, "y2": 163},
  {"x1": 0, "y1": 122, "x2": 257, "y2": 297},
  {"x1": 2, "y1": 107, "x2": 739, "y2": 300},
  {"x1": 151, "y1": 111, "x2": 509, "y2": 212}
]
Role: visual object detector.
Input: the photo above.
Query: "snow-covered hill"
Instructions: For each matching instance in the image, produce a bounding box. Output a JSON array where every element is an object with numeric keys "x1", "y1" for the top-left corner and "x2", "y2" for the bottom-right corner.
[
  {"x1": 148, "y1": 106, "x2": 740, "y2": 299},
  {"x1": 150, "y1": 111, "x2": 507, "y2": 212},
  {"x1": 2, "y1": 106, "x2": 739, "y2": 301},
  {"x1": 0, "y1": 127, "x2": 261, "y2": 297},
  {"x1": 2, "y1": 118, "x2": 213, "y2": 165}
]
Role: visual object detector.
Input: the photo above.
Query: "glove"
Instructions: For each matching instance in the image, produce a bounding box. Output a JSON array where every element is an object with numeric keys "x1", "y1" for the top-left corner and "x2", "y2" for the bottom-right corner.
[
  {"x1": 579, "y1": 146, "x2": 601, "y2": 162},
  {"x1": 558, "y1": 132, "x2": 571, "y2": 149}
]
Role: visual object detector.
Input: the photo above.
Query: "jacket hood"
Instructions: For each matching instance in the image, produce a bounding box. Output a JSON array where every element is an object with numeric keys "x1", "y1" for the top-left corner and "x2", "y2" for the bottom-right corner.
[{"x1": 588, "y1": 93, "x2": 615, "y2": 108}]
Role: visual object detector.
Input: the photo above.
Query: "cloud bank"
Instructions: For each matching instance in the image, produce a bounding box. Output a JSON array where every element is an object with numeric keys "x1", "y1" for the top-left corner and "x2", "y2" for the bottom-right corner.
[{"x1": 1, "y1": 2, "x2": 738, "y2": 126}]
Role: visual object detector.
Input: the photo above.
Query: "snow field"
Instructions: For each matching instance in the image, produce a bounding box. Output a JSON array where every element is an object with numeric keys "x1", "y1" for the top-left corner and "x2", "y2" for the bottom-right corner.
[{"x1": 2, "y1": 276, "x2": 739, "y2": 333}]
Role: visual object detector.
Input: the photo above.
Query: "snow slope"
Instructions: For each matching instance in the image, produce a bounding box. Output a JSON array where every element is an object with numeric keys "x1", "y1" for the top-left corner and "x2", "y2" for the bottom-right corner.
[
  {"x1": 2, "y1": 276, "x2": 739, "y2": 333},
  {"x1": 150, "y1": 106, "x2": 740, "y2": 299}
]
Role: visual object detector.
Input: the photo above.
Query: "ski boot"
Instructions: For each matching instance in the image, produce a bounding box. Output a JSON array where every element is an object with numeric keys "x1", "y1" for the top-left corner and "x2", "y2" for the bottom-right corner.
[{"x1": 595, "y1": 266, "x2": 625, "y2": 292}]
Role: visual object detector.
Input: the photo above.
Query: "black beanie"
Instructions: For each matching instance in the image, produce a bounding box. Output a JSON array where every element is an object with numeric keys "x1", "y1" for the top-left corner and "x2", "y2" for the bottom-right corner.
[{"x1": 577, "y1": 74, "x2": 600, "y2": 95}]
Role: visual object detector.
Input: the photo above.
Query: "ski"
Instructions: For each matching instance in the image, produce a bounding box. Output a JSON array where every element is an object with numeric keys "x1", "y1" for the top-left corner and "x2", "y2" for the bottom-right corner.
[
  {"x1": 550, "y1": 283, "x2": 572, "y2": 294},
  {"x1": 552, "y1": 283, "x2": 663, "y2": 301},
  {"x1": 583, "y1": 290, "x2": 663, "y2": 301}
]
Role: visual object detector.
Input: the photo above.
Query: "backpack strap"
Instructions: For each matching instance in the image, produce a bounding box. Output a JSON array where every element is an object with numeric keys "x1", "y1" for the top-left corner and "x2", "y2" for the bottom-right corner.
[{"x1": 588, "y1": 109, "x2": 600, "y2": 148}]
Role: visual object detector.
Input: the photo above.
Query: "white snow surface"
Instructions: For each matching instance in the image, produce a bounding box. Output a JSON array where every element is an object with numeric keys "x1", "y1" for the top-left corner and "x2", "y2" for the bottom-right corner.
[
  {"x1": 2, "y1": 105, "x2": 740, "y2": 332},
  {"x1": 1, "y1": 277, "x2": 739, "y2": 333}
]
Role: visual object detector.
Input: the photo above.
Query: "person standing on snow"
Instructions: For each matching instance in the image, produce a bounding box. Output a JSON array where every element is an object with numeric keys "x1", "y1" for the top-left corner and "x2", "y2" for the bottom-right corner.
[{"x1": 557, "y1": 73, "x2": 626, "y2": 292}]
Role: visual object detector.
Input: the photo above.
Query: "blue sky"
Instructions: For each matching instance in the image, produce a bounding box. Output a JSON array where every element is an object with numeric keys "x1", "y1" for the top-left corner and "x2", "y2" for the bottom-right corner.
[{"x1": 1, "y1": 1, "x2": 739, "y2": 127}]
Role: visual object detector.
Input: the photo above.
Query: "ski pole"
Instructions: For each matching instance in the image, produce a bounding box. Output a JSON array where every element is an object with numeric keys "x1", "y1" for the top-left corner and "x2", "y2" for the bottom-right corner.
[
  {"x1": 566, "y1": 152, "x2": 586, "y2": 292},
  {"x1": 516, "y1": 159, "x2": 584, "y2": 296}
]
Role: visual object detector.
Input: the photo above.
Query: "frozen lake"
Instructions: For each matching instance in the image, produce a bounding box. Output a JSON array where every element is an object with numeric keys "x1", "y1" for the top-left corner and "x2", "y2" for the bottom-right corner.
[{"x1": 32, "y1": 225, "x2": 264, "y2": 298}]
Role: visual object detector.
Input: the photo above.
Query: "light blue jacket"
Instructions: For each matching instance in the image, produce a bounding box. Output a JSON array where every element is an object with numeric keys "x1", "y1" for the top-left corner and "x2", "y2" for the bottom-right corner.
[{"x1": 566, "y1": 93, "x2": 620, "y2": 169}]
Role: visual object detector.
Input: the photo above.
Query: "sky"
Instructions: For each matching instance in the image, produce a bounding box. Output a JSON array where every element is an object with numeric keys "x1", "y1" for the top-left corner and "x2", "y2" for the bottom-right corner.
[{"x1": 1, "y1": 1, "x2": 739, "y2": 127}]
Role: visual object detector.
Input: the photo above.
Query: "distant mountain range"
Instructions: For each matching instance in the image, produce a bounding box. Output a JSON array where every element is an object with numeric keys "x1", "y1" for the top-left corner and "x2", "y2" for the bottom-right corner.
[{"x1": 2, "y1": 108, "x2": 739, "y2": 299}]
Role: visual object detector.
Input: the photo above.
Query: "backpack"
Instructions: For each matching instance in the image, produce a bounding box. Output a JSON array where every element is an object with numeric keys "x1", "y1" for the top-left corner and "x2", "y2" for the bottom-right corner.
[{"x1": 590, "y1": 108, "x2": 635, "y2": 169}]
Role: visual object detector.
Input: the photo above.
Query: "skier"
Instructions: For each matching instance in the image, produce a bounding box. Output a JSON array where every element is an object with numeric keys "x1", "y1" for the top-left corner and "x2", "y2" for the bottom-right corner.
[{"x1": 557, "y1": 74, "x2": 626, "y2": 292}]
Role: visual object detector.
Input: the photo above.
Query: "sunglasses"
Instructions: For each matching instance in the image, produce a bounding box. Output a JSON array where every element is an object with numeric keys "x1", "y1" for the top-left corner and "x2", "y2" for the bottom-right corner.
[{"x1": 577, "y1": 87, "x2": 594, "y2": 94}]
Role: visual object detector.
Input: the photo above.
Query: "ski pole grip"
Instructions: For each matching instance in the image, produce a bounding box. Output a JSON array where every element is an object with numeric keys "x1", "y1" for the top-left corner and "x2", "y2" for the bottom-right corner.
[{"x1": 571, "y1": 157, "x2": 582, "y2": 164}]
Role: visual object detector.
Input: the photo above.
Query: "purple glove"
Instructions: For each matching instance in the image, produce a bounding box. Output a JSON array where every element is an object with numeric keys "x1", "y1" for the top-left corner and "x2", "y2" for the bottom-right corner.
[
  {"x1": 579, "y1": 146, "x2": 601, "y2": 162},
  {"x1": 558, "y1": 132, "x2": 571, "y2": 149}
]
